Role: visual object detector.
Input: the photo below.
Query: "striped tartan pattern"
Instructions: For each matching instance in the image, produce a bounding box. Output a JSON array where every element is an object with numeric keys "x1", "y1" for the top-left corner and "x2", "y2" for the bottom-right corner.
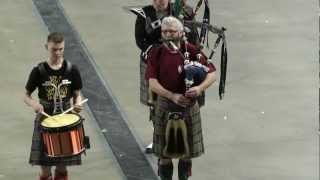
[
  {"x1": 152, "y1": 97, "x2": 204, "y2": 158},
  {"x1": 140, "y1": 59, "x2": 149, "y2": 106},
  {"x1": 29, "y1": 114, "x2": 82, "y2": 166},
  {"x1": 197, "y1": 92, "x2": 205, "y2": 107}
]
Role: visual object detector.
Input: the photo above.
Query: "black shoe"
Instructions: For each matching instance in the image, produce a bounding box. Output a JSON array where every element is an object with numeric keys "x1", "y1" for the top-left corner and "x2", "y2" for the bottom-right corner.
[
  {"x1": 178, "y1": 159, "x2": 192, "y2": 180},
  {"x1": 145, "y1": 143, "x2": 153, "y2": 154}
]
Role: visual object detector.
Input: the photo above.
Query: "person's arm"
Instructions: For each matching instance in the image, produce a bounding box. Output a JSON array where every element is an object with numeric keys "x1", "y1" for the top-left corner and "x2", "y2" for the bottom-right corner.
[
  {"x1": 149, "y1": 78, "x2": 173, "y2": 100},
  {"x1": 73, "y1": 90, "x2": 82, "y2": 104},
  {"x1": 185, "y1": 71, "x2": 216, "y2": 98},
  {"x1": 135, "y1": 16, "x2": 148, "y2": 52},
  {"x1": 185, "y1": 47, "x2": 216, "y2": 98},
  {"x1": 149, "y1": 78, "x2": 191, "y2": 107},
  {"x1": 72, "y1": 90, "x2": 83, "y2": 113},
  {"x1": 24, "y1": 91, "x2": 43, "y2": 113},
  {"x1": 24, "y1": 67, "x2": 43, "y2": 113},
  {"x1": 199, "y1": 71, "x2": 216, "y2": 91},
  {"x1": 71, "y1": 65, "x2": 83, "y2": 113}
]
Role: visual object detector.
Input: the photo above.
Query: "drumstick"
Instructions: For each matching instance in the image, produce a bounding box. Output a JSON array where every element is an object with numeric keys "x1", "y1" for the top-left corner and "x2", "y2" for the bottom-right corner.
[
  {"x1": 60, "y1": 98, "x2": 88, "y2": 115},
  {"x1": 40, "y1": 111, "x2": 52, "y2": 118},
  {"x1": 40, "y1": 111, "x2": 60, "y2": 122}
]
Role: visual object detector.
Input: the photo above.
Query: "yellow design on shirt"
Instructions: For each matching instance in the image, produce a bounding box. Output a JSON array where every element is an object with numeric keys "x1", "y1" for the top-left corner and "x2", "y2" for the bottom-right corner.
[{"x1": 45, "y1": 76, "x2": 69, "y2": 100}]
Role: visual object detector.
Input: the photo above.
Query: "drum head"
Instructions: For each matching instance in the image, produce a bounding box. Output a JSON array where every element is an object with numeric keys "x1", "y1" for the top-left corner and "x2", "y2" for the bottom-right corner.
[{"x1": 41, "y1": 114, "x2": 80, "y2": 129}]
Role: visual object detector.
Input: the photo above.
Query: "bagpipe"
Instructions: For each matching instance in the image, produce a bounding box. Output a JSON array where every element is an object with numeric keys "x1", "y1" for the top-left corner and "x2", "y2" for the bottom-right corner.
[
  {"x1": 124, "y1": 0, "x2": 228, "y2": 100},
  {"x1": 183, "y1": 0, "x2": 228, "y2": 100},
  {"x1": 166, "y1": 40, "x2": 209, "y2": 90}
]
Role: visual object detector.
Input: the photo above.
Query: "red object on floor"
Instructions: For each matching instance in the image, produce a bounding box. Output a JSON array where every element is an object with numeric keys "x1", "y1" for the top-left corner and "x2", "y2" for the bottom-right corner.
[
  {"x1": 54, "y1": 172, "x2": 68, "y2": 180},
  {"x1": 39, "y1": 175, "x2": 52, "y2": 180}
]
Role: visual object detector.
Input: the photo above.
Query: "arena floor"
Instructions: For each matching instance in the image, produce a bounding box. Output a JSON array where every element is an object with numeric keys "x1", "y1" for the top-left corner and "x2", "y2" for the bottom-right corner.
[{"x1": 0, "y1": 0, "x2": 317, "y2": 179}]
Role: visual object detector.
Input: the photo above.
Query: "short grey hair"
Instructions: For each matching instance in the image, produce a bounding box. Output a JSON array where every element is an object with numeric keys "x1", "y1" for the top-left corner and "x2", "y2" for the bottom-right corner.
[{"x1": 161, "y1": 16, "x2": 184, "y2": 32}]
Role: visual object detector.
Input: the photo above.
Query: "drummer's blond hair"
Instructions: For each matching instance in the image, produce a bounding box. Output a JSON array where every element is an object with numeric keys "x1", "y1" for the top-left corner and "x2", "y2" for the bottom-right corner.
[{"x1": 161, "y1": 16, "x2": 184, "y2": 32}]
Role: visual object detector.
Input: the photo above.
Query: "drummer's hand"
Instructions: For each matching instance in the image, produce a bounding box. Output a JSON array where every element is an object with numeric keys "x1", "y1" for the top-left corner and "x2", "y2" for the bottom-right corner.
[
  {"x1": 185, "y1": 86, "x2": 202, "y2": 98},
  {"x1": 171, "y1": 93, "x2": 191, "y2": 107},
  {"x1": 32, "y1": 103, "x2": 44, "y2": 113},
  {"x1": 73, "y1": 104, "x2": 83, "y2": 113}
]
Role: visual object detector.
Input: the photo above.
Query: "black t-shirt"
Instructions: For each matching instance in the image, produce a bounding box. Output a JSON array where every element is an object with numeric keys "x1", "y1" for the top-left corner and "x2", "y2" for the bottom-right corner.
[{"x1": 25, "y1": 60, "x2": 82, "y2": 101}]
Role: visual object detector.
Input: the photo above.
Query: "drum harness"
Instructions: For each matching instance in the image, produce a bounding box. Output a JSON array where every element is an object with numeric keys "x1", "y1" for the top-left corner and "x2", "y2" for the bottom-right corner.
[
  {"x1": 38, "y1": 61, "x2": 72, "y2": 115},
  {"x1": 38, "y1": 61, "x2": 91, "y2": 152}
]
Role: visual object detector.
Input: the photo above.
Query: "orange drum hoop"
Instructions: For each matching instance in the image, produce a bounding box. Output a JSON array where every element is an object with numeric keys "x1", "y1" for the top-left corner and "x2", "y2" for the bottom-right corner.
[{"x1": 40, "y1": 113, "x2": 85, "y2": 157}]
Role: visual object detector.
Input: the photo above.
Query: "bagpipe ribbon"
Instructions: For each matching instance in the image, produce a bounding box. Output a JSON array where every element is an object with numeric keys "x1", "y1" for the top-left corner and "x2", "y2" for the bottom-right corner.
[
  {"x1": 207, "y1": 29, "x2": 228, "y2": 100},
  {"x1": 199, "y1": 0, "x2": 210, "y2": 46},
  {"x1": 219, "y1": 38, "x2": 227, "y2": 100}
]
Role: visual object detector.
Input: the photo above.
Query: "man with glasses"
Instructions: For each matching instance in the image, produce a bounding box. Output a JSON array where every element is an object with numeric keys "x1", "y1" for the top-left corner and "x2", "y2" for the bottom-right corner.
[
  {"x1": 134, "y1": 0, "x2": 200, "y2": 154},
  {"x1": 145, "y1": 16, "x2": 216, "y2": 180}
]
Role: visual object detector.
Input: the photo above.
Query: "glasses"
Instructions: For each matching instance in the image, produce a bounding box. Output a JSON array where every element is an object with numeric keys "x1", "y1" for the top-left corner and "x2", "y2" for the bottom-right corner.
[{"x1": 161, "y1": 29, "x2": 178, "y2": 34}]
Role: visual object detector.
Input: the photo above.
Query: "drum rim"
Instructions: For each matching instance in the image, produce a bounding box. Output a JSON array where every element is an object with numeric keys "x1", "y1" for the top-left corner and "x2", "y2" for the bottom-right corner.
[{"x1": 40, "y1": 113, "x2": 84, "y2": 132}]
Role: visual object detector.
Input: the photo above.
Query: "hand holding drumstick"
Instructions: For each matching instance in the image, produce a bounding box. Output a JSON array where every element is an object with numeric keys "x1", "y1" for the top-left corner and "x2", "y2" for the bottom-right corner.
[
  {"x1": 40, "y1": 98, "x2": 88, "y2": 118},
  {"x1": 61, "y1": 98, "x2": 88, "y2": 115}
]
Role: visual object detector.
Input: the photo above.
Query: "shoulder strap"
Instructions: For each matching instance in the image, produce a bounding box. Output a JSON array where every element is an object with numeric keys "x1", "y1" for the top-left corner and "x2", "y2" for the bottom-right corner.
[
  {"x1": 63, "y1": 60, "x2": 72, "y2": 77},
  {"x1": 130, "y1": 7, "x2": 146, "y2": 19},
  {"x1": 38, "y1": 61, "x2": 49, "y2": 80},
  {"x1": 38, "y1": 60, "x2": 73, "y2": 79}
]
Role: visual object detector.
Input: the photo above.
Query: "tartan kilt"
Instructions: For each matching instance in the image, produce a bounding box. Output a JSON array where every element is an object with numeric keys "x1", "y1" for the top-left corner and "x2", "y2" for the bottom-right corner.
[
  {"x1": 197, "y1": 92, "x2": 205, "y2": 107},
  {"x1": 152, "y1": 97, "x2": 204, "y2": 158},
  {"x1": 29, "y1": 114, "x2": 82, "y2": 166},
  {"x1": 140, "y1": 58, "x2": 149, "y2": 106}
]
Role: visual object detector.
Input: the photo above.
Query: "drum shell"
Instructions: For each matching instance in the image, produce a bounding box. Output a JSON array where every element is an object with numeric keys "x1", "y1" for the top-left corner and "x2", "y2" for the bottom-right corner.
[{"x1": 40, "y1": 114, "x2": 86, "y2": 157}]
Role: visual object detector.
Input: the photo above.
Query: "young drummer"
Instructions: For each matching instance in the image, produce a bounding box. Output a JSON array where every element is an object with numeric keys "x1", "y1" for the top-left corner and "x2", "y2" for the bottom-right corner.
[{"x1": 24, "y1": 32, "x2": 83, "y2": 180}]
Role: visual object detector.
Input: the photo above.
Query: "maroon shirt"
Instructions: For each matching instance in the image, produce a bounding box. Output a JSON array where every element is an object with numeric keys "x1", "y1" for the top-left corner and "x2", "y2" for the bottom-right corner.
[{"x1": 145, "y1": 43, "x2": 216, "y2": 94}]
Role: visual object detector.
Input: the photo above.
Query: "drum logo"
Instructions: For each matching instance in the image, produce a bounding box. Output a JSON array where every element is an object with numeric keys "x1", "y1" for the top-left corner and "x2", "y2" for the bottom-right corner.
[{"x1": 44, "y1": 76, "x2": 70, "y2": 100}]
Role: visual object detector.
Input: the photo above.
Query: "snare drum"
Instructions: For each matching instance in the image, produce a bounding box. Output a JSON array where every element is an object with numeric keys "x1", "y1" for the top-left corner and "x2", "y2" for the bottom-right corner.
[{"x1": 40, "y1": 113, "x2": 85, "y2": 157}]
